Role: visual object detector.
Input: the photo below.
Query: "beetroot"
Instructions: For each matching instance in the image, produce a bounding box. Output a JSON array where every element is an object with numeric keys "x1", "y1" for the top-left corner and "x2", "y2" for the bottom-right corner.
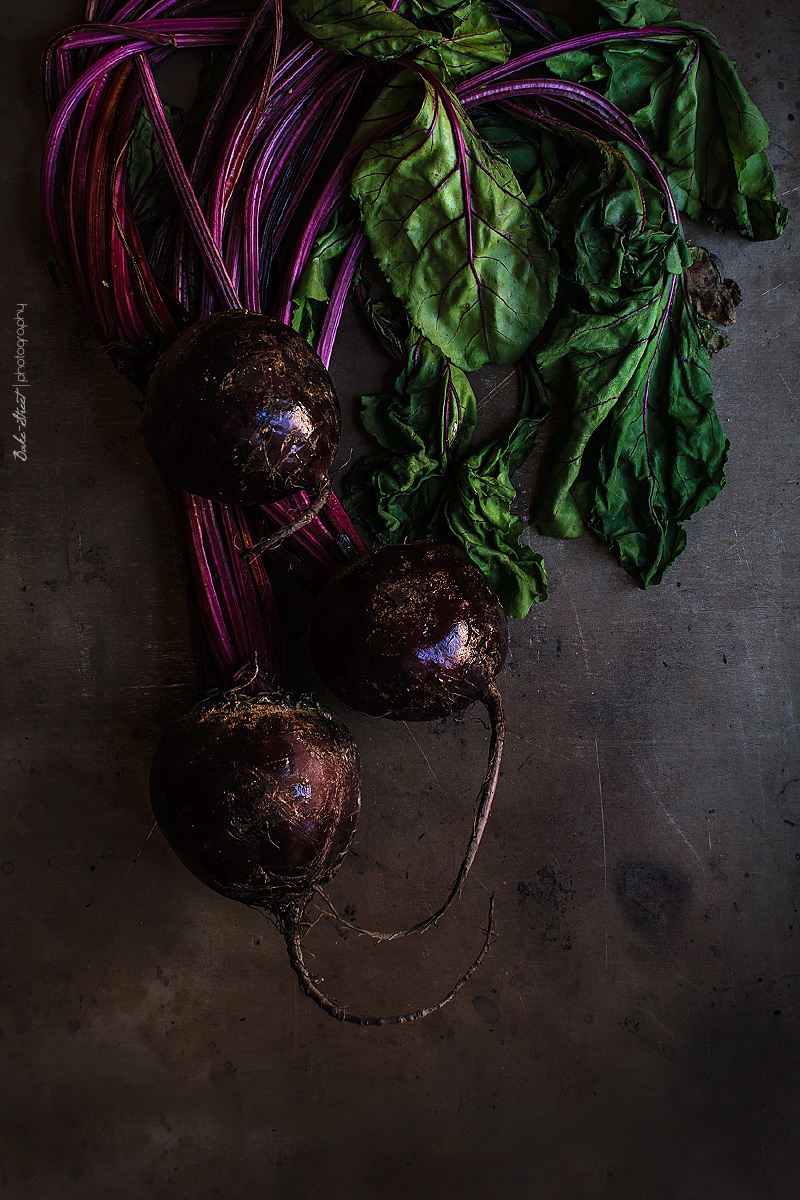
[
  {"x1": 309, "y1": 540, "x2": 507, "y2": 720},
  {"x1": 308, "y1": 540, "x2": 506, "y2": 936},
  {"x1": 151, "y1": 690, "x2": 492, "y2": 1023},
  {"x1": 150, "y1": 692, "x2": 360, "y2": 908},
  {"x1": 143, "y1": 311, "x2": 339, "y2": 533}
]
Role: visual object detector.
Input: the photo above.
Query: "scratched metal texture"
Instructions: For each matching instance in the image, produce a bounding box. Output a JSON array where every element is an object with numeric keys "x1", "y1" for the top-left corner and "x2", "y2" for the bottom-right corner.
[{"x1": 1, "y1": 1, "x2": 798, "y2": 1197}]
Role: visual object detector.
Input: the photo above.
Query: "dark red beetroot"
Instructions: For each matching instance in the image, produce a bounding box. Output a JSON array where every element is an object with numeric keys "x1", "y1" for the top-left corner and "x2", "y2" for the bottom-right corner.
[
  {"x1": 143, "y1": 311, "x2": 339, "y2": 543},
  {"x1": 308, "y1": 540, "x2": 507, "y2": 937},
  {"x1": 151, "y1": 690, "x2": 492, "y2": 1023},
  {"x1": 309, "y1": 540, "x2": 507, "y2": 720},
  {"x1": 150, "y1": 692, "x2": 360, "y2": 908}
]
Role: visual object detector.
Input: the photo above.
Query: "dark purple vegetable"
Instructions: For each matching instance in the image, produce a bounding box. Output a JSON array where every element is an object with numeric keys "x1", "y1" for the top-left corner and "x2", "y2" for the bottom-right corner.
[
  {"x1": 150, "y1": 691, "x2": 360, "y2": 907},
  {"x1": 144, "y1": 310, "x2": 339, "y2": 540},
  {"x1": 151, "y1": 689, "x2": 493, "y2": 1024},
  {"x1": 309, "y1": 539, "x2": 506, "y2": 720},
  {"x1": 309, "y1": 539, "x2": 506, "y2": 937}
]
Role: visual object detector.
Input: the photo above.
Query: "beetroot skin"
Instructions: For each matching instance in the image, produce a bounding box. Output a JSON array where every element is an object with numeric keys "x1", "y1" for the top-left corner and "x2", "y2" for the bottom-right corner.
[
  {"x1": 308, "y1": 539, "x2": 508, "y2": 721},
  {"x1": 143, "y1": 310, "x2": 340, "y2": 505},
  {"x1": 150, "y1": 688, "x2": 492, "y2": 1024},
  {"x1": 150, "y1": 692, "x2": 360, "y2": 909}
]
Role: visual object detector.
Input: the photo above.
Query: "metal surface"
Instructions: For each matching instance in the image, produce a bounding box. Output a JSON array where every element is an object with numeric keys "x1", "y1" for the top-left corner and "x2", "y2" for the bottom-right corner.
[{"x1": 2, "y1": 2, "x2": 798, "y2": 1196}]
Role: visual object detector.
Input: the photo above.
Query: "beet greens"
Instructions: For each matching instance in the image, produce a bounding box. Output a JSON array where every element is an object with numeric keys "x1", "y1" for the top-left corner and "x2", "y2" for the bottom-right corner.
[{"x1": 42, "y1": 0, "x2": 786, "y2": 610}]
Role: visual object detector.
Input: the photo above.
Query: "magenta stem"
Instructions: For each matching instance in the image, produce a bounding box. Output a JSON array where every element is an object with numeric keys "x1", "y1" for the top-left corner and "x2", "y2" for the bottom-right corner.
[{"x1": 134, "y1": 51, "x2": 241, "y2": 309}]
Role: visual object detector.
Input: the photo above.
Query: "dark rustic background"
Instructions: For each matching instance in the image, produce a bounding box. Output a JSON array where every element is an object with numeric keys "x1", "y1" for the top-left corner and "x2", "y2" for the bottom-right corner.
[{"x1": 2, "y1": 2, "x2": 798, "y2": 1196}]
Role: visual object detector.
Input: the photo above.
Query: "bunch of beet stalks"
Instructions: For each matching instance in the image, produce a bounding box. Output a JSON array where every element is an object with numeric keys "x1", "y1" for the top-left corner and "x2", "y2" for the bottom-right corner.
[{"x1": 42, "y1": 0, "x2": 522, "y2": 1023}]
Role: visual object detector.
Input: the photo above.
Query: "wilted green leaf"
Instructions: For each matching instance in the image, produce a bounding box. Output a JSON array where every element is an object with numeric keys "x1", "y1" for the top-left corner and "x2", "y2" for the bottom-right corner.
[
  {"x1": 533, "y1": 249, "x2": 728, "y2": 585},
  {"x1": 290, "y1": 205, "x2": 361, "y2": 345},
  {"x1": 351, "y1": 70, "x2": 558, "y2": 372},
  {"x1": 289, "y1": 0, "x2": 439, "y2": 59},
  {"x1": 548, "y1": 4, "x2": 788, "y2": 238}
]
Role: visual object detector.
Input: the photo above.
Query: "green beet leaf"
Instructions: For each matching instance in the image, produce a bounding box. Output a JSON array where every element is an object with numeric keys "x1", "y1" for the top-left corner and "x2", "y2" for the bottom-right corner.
[
  {"x1": 288, "y1": 0, "x2": 440, "y2": 60},
  {"x1": 346, "y1": 327, "x2": 548, "y2": 615},
  {"x1": 533, "y1": 241, "x2": 728, "y2": 585},
  {"x1": 404, "y1": 0, "x2": 510, "y2": 80},
  {"x1": 468, "y1": 101, "x2": 731, "y2": 585},
  {"x1": 290, "y1": 205, "x2": 361, "y2": 346},
  {"x1": 547, "y1": 5, "x2": 788, "y2": 238},
  {"x1": 290, "y1": 0, "x2": 509, "y2": 79},
  {"x1": 444, "y1": 360, "x2": 548, "y2": 615},
  {"x1": 595, "y1": 0, "x2": 680, "y2": 27},
  {"x1": 350, "y1": 70, "x2": 558, "y2": 373},
  {"x1": 472, "y1": 112, "x2": 562, "y2": 207},
  {"x1": 345, "y1": 329, "x2": 477, "y2": 542}
]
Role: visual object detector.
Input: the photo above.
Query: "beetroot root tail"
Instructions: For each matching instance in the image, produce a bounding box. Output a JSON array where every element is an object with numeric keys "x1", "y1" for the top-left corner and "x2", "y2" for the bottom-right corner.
[
  {"x1": 317, "y1": 680, "x2": 505, "y2": 941},
  {"x1": 282, "y1": 895, "x2": 495, "y2": 1025},
  {"x1": 245, "y1": 476, "x2": 332, "y2": 559}
]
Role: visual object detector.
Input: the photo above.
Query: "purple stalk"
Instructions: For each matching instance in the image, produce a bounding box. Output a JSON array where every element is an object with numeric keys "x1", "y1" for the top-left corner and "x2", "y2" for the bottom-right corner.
[
  {"x1": 173, "y1": 4, "x2": 300, "y2": 307},
  {"x1": 187, "y1": 495, "x2": 288, "y2": 695},
  {"x1": 220, "y1": 506, "x2": 275, "y2": 688},
  {"x1": 461, "y1": 78, "x2": 680, "y2": 225},
  {"x1": 44, "y1": 19, "x2": 247, "y2": 113},
  {"x1": 316, "y1": 229, "x2": 366, "y2": 369},
  {"x1": 180, "y1": 3, "x2": 278, "y2": 192},
  {"x1": 269, "y1": 71, "x2": 360, "y2": 246},
  {"x1": 460, "y1": 25, "x2": 693, "y2": 94},
  {"x1": 205, "y1": 7, "x2": 283, "y2": 229},
  {"x1": 185, "y1": 494, "x2": 240, "y2": 681},
  {"x1": 41, "y1": 27, "x2": 241, "y2": 301},
  {"x1": 276, "y1": 110, "x2": 411, "y2": 323},
  {"x1": 84, "y1": 66, "x2": 136, "y2": 343},
  {"x1": 491, "y1": 0, "x2": 557, "y2": 42},
  {"x1": 233, "y1": 508, "x2": 288, "y2": 680},
  {"x1": 162, "y1": 479, "x2": 218, "y2": 692},
  {"x1": 256, "y1": 492, "x2": 366, "y2": 580},
  {"x1": 134, "y1": 51, "x2": 241, "y2": 309},
  {"x1": 65, "y1": 77, "x2": 107, "y2": 314},
  {"x1": 110, "y1": 84, "x2": 180, "y2": 335},
  {"x1": 255, "y1": 503, "x2": 343, "y2": 579},
  {"x1": 201, "y1": 41, "x2": 356, "y2": 315},
  {"x1": 43, "y1": 2, "x2": 292, "y2": 699},
  {"x1": 201, "y1": 502, "x2": 252, "y2": 661},
  {"x1": 276, "y1": 162, "x2": 353, "y2": 324},
  {"x1": 241, "y1": 65, "x2": 364, "y2": 311},
  {"x1": 221, "y1": 0, "x2": 284, "y2": 212},
  {"x1": 106, "y1": 76, "x2": 159, "y2": 342},
  {"x1": 45, "y1": 18, "x2": 250, "y2": 115}
]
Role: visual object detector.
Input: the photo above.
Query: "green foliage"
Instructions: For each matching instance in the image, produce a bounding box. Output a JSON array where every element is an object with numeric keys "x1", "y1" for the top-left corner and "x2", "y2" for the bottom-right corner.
[
  {"x1": 548, "y1": 2, "x2": 788, "y2": 238},
  {"x1": 350, "y1": 70, "x2": 558, "y2": 373},
  {"x1": 345, "y1": 328, "x2": 548, "y2": 614},
  {"x1": 290, "y1": 0, "x2": 786, "y2": 607},
  {"x1": 290, "y1": 207, "x2": 361, "y2": 346},
  {"x1": 290, "y1": 0, "x2": 509, "y2": 79}
]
